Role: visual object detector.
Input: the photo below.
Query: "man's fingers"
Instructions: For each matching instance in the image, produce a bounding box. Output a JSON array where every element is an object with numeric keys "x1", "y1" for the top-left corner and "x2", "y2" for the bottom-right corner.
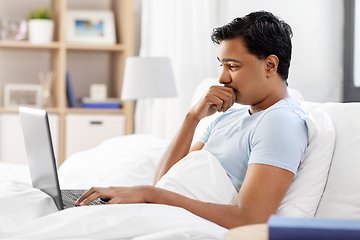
[
  {"x1": 107, "y1": 198, "x2": 120, "y2": 204},
  {"x1": 75, "y1": 187, "x2": 97, "y2": 205},
  {"x1": 207, "y1": 88, "x2": 235, "y2": 112},
  {"x1": 76, "y1": 187, "x2": 106, "y2": 206}
]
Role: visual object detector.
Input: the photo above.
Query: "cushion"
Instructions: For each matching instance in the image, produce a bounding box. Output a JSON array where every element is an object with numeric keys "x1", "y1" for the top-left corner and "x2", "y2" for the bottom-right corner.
[
  {"x1": 58, "y1": 134, "x2": 169, "y2": 188},
  {"x1": 311, "y1": 102, "x2": 360, "y2": 219},
  {"x1": 155, "y1": 150, "x2": 238, "y2": 205},
  {"x1": 277, "y1": 109, "x2": 335, "y2": 218}
]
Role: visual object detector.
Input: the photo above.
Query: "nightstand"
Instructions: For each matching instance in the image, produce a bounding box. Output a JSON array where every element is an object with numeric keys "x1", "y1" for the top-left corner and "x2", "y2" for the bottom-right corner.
[{"x1": 224, "y1": 223, "x2": 268, "y2": 240}]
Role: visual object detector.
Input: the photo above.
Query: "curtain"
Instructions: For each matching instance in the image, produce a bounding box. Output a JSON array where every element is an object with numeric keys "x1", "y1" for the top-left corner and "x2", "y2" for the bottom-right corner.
[{"x1": 137, "y1": 0, "x2": 219, "y2": 140}]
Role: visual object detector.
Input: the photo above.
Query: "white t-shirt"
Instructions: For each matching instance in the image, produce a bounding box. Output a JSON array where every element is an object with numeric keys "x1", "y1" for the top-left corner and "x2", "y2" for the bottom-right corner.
[{"x1": 198, "y1": 98, "x2": 308, "y2": 192}]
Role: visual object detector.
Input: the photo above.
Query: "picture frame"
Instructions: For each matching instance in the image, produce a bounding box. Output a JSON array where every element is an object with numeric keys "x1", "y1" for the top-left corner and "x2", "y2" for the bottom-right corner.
[
  {"x1": 3, "y1": 84, "x2": 42, "y2": 109},
  {"x1": 0, "y1": 17, "x2": 27, "y2": 40},
  {"x1": 65, "y1": 10, "x2": 116, "y2": 45}
]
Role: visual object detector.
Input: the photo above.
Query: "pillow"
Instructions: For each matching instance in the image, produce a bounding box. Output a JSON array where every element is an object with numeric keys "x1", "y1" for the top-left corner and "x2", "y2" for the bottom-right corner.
[
  {"x1": 277, "y1": 109, "x2": 335, "y2": 218},
  {"x1": 58, "y1": 134, "x2": 169, "y2": 189},
  {"x1": 155, "y1": 150, "x2": 238, "y2": 205},
  {"x1": 314, "y1": 102, "x2": 360, "y2": 219}
]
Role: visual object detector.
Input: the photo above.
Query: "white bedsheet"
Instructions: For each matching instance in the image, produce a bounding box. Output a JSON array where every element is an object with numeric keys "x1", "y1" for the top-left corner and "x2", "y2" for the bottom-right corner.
[
  {"x1": 0, "y1": 187, "x2": 226, "y2": 239},
  {"x1": 0, "y1": 135, "x2": 229, "y2": 240}
]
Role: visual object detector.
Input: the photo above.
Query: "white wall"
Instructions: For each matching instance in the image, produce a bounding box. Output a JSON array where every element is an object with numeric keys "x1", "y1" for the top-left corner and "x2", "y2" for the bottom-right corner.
[
  {"x1": 0, "y1": 0, "x2": 344, "y2": 105},
  {"x1": 218, "y1": 0, "x2": 344, "y2": 103}
]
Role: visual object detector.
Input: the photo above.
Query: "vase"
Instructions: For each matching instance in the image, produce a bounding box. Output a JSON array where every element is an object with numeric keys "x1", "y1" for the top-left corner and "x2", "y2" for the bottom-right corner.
[{"x1": 28, "y1": 19, "x2": 54, "y2": 44}]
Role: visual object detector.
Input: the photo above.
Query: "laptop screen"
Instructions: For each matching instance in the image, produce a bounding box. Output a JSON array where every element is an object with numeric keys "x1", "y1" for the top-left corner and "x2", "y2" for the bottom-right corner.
[{"x1": 19, "y1": 106, "x2": 63, "y2": 210}]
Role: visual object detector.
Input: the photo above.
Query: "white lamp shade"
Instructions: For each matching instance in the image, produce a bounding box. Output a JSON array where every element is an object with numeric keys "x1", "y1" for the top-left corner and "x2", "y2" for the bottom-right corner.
[{"x1": 121, "y1": 57, "x2": 177, "y2": 100}]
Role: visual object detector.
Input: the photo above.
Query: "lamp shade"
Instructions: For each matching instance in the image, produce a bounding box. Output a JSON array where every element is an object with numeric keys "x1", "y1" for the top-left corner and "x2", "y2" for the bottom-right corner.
[{"x1": 121, "y1": 57, "x2": 177, "y2": 100}]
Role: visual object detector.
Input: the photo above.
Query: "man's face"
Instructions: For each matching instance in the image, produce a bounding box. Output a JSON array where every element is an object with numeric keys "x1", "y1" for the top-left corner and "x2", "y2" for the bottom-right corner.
[{"x1": 217, "y1": 38, "x2": 269, "y2": 106}]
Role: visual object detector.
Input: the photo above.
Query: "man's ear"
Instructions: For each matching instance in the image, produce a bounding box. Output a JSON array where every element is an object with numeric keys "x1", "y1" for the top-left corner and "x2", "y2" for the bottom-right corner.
[{"x1": 265, "y1": 55, "x2": 279, "y2": 77}]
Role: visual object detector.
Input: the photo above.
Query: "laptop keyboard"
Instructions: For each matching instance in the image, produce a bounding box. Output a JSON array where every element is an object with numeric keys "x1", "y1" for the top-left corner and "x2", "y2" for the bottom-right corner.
[{"x1": 61, "y1": 189, "x2": 107, "y2": 207}]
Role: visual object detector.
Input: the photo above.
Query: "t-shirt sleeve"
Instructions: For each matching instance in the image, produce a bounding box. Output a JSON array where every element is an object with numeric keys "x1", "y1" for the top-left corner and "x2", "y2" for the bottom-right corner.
[
  {"x1": 196, "y1": 113, "x2": 224, "y2": 144},
  {"x1": 248, "y1": 109, "x2": 308, "y2": 174},
  {"x1": 197, "y1": 121, "x2": 213, "y2": 144}
]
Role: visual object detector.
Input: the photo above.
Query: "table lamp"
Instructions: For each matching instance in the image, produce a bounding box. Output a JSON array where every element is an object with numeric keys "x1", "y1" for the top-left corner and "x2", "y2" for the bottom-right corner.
[
  {"x1": 121, "y1": 57, "x2": 178, "y2": 134},
  {"x1": 121, "y1": 57, "x2": 177, "y2": 100}
]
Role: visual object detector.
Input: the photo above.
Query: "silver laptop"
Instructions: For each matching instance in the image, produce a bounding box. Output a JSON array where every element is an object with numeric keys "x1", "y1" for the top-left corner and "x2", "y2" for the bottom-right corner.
[{"x1": 19, "y1": 106, "x2": 106, "y2": 210}]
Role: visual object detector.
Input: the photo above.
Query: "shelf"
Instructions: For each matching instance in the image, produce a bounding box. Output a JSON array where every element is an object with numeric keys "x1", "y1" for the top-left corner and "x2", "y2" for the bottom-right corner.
[
  {"x1": 0, "y1": 107, "x2": 61, "y2": 114},
  {"x1": 0, "y1": 40, "x2": 62, "y2": 50},
  {"x1": 0, "y1": 0, "x2": 134, "y2": 166},
  {"x1": 66, "y1": 43, "x2": 126, "y2": 51},
  {"x1": 0, "y1": 41, "x2": 126, "y2": 52}
]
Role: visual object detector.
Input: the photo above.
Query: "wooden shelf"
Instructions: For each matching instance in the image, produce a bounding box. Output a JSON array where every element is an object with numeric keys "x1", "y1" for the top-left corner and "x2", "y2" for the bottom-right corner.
[
  {"x1": 66, "y1": 43, "x2": 126, "y2": 51},
  {"x1": 0, "y1": 40, "x2": 62, "y2": 50},
  {"x1": 0, "y1": 41, "x2": 126, "y2": 52},
  {"x1": 0, "y1": 107, "x2": 61, "y2": 114},
  {"x1": 0, "y1": 0, "x2": 135, "y2": 166}
]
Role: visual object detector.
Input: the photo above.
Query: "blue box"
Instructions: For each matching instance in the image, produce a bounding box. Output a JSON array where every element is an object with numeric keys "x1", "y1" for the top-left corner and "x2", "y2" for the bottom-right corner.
[
  {"x1": 81, "y1": 97, "x2": 121, "y2": 109},
  {"x1": 268, "y1": 215, "x2": 360, "y2": 240}
]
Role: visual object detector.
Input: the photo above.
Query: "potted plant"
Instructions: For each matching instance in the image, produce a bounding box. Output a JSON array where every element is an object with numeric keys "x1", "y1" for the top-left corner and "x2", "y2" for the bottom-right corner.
[{"x1": 28, "y1": 7, "x2": 54, "y2": 44}]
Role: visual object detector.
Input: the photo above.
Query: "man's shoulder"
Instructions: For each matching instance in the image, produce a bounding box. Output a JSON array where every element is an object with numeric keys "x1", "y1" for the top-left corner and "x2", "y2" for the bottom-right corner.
[
  {"x1": 257, "y1": 99, "x2": 306, "y2": 130},
  {"x1": 264, "y1": 98, "x2": 305, "y2": 119}
]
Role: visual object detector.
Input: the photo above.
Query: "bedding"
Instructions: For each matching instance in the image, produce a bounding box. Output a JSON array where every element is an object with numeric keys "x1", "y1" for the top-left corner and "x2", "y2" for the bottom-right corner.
[
  {"x1": 0, "y1": 135, "x2": 229, "y2": 240},
  {"x1": 0, "y1": 105, "x2": 336, "y2": 239}
]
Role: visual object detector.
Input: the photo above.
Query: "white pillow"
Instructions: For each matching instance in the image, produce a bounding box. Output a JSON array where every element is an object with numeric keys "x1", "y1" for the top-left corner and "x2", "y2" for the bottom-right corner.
[
  {"x1": 58, "y1": 134, "x2": 169, "y2": 188},
  {"x1": 277, "y1": 109, "x2": 335, "y2": 218},
  {"x1": 155, "y1": 150, "x2": 238, "y2": 205},
  {"x1": 314, "y1": 102, "x2": 360, "y2": 219}
]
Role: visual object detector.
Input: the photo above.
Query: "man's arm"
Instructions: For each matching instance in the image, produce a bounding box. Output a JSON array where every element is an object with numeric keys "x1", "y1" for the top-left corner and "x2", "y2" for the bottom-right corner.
[
  {"x1": 151, "y1": 113, "x2": 200, "y2": 186},
  {"x1": 149, "y1": 164, "x2": 294, "y2": 228},
  {"x1": 76, "y1": 163, "x2": 294, "y2": 229},
  {"x1": 152, "y1": 85, "x2": 236, "y2": 185},
  {"x1": 189, "y1": 141, "x2": 205, "y2": 152}
]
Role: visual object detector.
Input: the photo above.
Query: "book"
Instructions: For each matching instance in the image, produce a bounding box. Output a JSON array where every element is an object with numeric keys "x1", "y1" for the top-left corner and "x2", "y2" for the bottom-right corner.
[
  {"x1": 66, "y1": 72, "x2": 76, "y2": 108},
  {"x1": 81, "y1": 97, "x2": 121, "y2": 109},
  {"x1": 268, "y1": 215, "x2": 360, "y2": 240}
]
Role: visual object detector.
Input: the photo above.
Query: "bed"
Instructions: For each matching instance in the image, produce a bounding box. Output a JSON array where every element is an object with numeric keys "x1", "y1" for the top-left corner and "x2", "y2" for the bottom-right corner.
[
  {"x1": 1, "y1": 78, "x2": 359, "y2": 239},
  {"x1": 0, "y1": 133, "x2": 232, "y2": 240}
]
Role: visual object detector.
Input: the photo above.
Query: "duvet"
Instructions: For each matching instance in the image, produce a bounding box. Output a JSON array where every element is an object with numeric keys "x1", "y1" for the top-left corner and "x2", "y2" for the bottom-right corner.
[{"x1": 0, "y1": 134, "x2": 236, "y2": 240}]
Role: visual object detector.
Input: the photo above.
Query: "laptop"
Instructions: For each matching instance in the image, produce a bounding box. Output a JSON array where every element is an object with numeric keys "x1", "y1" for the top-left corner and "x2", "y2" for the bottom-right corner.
[{"x1": 19, "y1": 106, "x2": 106, "y2": 210}]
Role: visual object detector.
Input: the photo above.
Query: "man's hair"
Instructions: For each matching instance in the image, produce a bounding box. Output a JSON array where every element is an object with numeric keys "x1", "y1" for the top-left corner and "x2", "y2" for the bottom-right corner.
[{"x1": 211, "y1": 11, "x2": 293, "y2": 81}]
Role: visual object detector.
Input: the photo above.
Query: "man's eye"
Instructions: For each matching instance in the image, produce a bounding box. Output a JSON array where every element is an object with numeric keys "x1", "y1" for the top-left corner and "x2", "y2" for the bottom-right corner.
[
  {"x1": 229, "y1": 65, "x2": 238, "y2": 69},
  {"x1": 219, "y1": 64, "x2": 223, "y2": 67}
]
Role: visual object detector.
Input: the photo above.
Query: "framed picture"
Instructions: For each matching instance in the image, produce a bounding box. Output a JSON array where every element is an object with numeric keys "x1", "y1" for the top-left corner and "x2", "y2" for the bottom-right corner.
[
  {"x1": 3, "y1": 84, "x2": 42, "y2": 109},
  {"x1": 66, "y1": 10, "x2": 116, "y2": 45},
  {"x1": 0, "y1": 17, "x2": 27, "y2": 40}
]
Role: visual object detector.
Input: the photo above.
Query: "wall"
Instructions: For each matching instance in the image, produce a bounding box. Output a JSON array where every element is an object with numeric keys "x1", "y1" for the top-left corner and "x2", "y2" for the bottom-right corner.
[
  {"x1": 0, "y1": 0, "x2": 344, "y2": 106},
  {"x1": 218, "y1": 0, "x2": 344, "y2": 103}
]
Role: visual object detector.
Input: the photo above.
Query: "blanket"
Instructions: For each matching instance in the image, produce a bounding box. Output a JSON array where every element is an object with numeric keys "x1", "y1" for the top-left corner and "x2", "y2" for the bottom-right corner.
[{"x1": 0, "y1": 136, "x2": 232, "y2": 239}]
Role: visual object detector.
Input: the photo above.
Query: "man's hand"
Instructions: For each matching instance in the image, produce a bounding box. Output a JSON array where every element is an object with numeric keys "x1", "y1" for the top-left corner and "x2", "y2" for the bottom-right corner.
[
  {"x1": 152, "y1": 85, "x2": 235, "y2": 184},
  {"x1": 75, "y1": 186, "x2": 150, "y2": 206},
  {"x1": 189, "y1": 85, "x2": 236, "y2": 121}
]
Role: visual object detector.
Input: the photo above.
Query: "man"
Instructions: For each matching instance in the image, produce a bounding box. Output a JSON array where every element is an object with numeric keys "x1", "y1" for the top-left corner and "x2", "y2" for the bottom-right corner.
[{"x1": 76, "y1": 11, "x2": 308, "y2": 229}]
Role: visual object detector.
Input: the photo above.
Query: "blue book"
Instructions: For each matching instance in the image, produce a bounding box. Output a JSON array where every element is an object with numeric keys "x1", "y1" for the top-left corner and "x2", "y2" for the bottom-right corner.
[
  {"x1": 66, "y1": 72, "x2": 76, "y2": 108},
  {"x1": 268, "y1": 215, "x2": 360, "y2": 240},
  {"x1": 81, "y1": 97, "x2": 120, "y2": 109}
]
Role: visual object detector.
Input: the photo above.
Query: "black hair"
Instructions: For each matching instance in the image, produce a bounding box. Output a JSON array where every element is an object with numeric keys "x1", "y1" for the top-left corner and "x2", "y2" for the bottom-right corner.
[{"x1": 211, "y1": 11, "x2": 293, "y2": 81}]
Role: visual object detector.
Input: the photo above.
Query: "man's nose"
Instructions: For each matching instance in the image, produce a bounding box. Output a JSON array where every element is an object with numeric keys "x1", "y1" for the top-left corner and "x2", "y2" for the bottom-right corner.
[{"x1": 219, "y1": 69, "x2": 231, "y2": 85}]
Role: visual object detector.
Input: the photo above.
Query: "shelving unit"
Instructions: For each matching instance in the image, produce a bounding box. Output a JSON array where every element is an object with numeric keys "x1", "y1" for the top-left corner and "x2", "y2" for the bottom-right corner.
[{"x1": 0, "y1": 0, "x2": 134, "y2": 166}]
